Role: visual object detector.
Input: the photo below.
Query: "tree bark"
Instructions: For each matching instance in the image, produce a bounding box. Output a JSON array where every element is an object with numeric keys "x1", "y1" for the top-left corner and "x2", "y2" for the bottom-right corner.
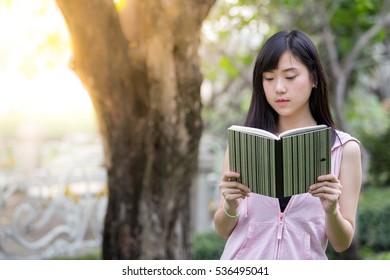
[{"x1": 56, "y1": 0, "x2": 215, "y2": 259}]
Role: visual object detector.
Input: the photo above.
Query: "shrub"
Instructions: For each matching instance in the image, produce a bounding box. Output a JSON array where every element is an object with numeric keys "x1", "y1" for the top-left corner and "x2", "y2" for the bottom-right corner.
[
  {"x1": 363, "y1": 129, "x2": 390, "y2": 187},
  {"x1": 358, "y1": 187, "x2": 390, "y2": 251},
  {"x1": 191, "y1": 231, "x2": 226, "y2": 260}
]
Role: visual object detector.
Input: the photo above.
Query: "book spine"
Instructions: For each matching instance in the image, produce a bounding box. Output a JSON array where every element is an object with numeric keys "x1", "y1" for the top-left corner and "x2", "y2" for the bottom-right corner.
[
  {"x1": 275, "y1": 140, "x2": 284, "y2": 198},
  {"x1": 265, "y1": 136, "x2": 276, "y2": 197}
]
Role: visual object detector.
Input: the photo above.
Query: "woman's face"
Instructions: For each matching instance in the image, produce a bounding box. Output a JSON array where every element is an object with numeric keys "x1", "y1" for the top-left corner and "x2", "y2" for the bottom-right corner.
[{"x1": 262, "y1": 51, "x2": 315, "y2": 121}]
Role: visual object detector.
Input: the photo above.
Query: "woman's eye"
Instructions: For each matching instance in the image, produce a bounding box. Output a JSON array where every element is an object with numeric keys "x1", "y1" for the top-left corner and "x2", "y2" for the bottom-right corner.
[
  {"x1": 286, "y1": 76, "x2": 297, "y2": 80},
  {"x1": 263, "y1": 77, "x2": 273, "y2": 81}
]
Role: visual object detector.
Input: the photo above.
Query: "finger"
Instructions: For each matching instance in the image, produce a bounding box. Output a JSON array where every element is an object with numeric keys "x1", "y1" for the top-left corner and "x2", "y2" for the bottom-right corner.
[
  {"x1": 220, "y1": 182, "x2": 251, "y2": 196},
  {"x1": 309, "y1": 181, "x2": 342, "y2": 192},
  {"x1": 222, "y1": 171, "x2": 240, "y2": 182},
  {"x1": 220, "y1": 185, "x2": 250, "y2": 199},
  {"x1": 311, "y1": 192, "x2": 341, "y2": 203},
  {"x1": 317, "y1": 174, "x2": 339, "y2": 183},
  {"x1": 309, "y1": 185, "x2": 342, "y2": 197},
  {"x1": 221, "y1": 181, "x2": 251, "y2": 196}
]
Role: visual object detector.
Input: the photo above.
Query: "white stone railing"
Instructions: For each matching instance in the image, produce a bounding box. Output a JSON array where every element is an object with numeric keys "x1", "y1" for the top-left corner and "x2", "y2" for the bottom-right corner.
[
  {"x1": 0, "y1": 134, "x2": 107, "y2": 259},
  {"x1": 0, "y1": 168, "x2": 107, "y2": 259}
]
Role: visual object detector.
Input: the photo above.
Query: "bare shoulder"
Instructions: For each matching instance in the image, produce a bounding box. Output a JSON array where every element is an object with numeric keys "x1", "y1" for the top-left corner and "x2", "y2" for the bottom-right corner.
[
  {"x1": 342, "y1": 140, "x2": 361, "y2": 160},
  {"x1": 340, "y1": 140, "x2": 362, "y2": 178}
]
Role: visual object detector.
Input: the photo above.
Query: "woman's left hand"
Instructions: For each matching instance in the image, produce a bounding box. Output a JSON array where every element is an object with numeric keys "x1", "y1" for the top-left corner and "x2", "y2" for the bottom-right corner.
[{"x1": 308, "y1": 174, "x2": 342, "y2": 214}]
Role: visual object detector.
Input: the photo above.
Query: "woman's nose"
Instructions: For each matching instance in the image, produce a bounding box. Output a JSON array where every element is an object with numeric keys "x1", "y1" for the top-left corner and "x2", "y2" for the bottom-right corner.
[{"x1": 275, "y1": 79, "x2": 286, "y2": 94}]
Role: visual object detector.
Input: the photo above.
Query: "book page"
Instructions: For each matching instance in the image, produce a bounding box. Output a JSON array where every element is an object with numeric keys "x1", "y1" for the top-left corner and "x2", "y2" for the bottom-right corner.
[
  {"x1": 279, "y1": 124, "x2": 328, "y2": 138},
  {"x1": 228, "y1": 125, "x2": 278, "y2": 140}
]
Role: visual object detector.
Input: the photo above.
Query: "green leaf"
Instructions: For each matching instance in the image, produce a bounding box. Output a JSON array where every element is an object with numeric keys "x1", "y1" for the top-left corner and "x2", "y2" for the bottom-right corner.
[{"x1": 219, "y1": 56, "x2": 239, "y2": 78}]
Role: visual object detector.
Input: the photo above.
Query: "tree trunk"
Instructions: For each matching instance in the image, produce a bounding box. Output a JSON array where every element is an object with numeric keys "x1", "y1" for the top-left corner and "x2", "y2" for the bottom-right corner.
[
  {"x1": 56, "y1": 0, "x2": 215, "y2": 259},
  {"x1": 332, "y1": 74, "x2": 348, "y2": 131}
]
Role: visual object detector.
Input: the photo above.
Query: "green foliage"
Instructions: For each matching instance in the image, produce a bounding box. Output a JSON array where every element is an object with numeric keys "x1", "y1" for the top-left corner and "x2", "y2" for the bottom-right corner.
[
  {"x1": 360, "y1": 249, "x2": 390, "y2": 260},
  {"x1": 219, "y1": 56, "x2": 239, "y2": 78},
  {"x1": 330, "y1": 0, "x2": 387, "y2": 56},
  {"x1": 50, "y1": 249, "x2": 101, "y2": 260},
  {"x1": 200, "y1": 0, "x2": 268, "y2": 142},
  {"x1": 191, "y1": 231, "x2": 226, "y2": 260},
  {"x1": 345, "y1": 90, "x2": 389, "y2": 137},
  {"x1": 362, "y1": 126, "x2": 390, "y2": 186},
  {"x1": 358, "y1": 187, "x2": 390, "y2": 251}
]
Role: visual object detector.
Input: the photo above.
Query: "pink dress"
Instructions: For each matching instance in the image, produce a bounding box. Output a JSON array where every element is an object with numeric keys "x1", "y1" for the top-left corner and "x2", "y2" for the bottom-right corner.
[{"x1": 220, "y1": 130, "x2": 359, "y2": 260}]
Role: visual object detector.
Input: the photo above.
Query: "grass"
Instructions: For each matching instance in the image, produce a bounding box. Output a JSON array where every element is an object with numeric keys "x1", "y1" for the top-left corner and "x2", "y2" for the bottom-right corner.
[
  {"x1": 360, "y1": 248, "x2": 390, "y2": 260},
  {"x1": 50, "y1": 249, "x2": 101, "y2": 260}
]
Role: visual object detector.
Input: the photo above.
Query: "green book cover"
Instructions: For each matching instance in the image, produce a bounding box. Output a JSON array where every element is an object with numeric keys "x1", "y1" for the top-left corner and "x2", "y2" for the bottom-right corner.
[{"x1": 228, "y1": 125, "x2": 331, "y2": 198}]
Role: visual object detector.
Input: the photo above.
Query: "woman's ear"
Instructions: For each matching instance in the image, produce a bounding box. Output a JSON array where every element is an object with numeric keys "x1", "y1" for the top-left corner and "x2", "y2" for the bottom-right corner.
[{"x1": 312, "y1": 74, "x2": 317, "y2": 88}]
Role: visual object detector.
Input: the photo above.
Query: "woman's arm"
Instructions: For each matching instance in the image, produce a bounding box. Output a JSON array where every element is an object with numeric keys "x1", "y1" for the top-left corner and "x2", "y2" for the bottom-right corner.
[
  {"x1": 309, "y1": 140, "x2": 362, "y2": 252},
  {"x1": 213, "y1": 149, "x2": 251, "y2": 239}
]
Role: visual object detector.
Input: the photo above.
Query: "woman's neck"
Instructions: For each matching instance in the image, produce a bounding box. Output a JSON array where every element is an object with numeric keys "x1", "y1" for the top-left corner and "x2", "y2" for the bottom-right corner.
[{"x1": 276, "y1": 116, "x2": 317, "y2": 134}]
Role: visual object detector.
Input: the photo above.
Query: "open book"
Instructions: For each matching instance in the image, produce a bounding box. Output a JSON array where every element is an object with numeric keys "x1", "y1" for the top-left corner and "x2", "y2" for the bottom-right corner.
[{"x1": 228, "y1": 125, "x2": 331, "y2": 198}]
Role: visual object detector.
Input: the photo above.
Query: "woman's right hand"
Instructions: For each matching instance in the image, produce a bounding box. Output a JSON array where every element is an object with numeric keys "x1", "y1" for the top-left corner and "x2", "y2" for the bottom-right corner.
[
  {"x1": 214, "y1": 150, "x2": 251, "y2": 239},
  {"x1": 219, "y1": 171, "x2": 251, "y2": 210}
]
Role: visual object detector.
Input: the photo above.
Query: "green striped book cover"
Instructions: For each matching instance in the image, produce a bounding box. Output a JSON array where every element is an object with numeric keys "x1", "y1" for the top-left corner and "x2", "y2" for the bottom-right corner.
[{"x1": 228, "y1": 125, "x2": 331, "y2": 198}]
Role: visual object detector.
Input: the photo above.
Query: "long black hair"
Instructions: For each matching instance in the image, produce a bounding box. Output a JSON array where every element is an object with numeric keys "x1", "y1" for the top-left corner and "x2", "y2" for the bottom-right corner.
[{"x1": 244, "y1": 30, "x2": 335, "y2": 134}]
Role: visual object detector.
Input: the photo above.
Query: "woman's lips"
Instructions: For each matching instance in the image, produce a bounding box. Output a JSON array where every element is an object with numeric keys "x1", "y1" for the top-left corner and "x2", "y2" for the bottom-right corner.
[{"x1": 276, "y1": 99, "x2": 289, "y2": 103}]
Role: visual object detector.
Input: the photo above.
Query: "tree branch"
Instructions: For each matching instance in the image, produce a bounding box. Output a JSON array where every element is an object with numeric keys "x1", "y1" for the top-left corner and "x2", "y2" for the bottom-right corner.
[
  {"x1": 344, "y1": 12, "x2": 390, "y2": 75},
  {"x1": 56, "y1": 0, "x2": 128, "y2": 74},
  {"x1": 318, "y1": 4, "x2": 342, "y2": 79}
]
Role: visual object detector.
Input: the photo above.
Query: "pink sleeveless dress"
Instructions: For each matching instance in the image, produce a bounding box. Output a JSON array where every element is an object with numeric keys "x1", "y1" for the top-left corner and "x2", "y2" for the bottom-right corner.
[{"x1": 220, "y1": 130, "x2": 359, "y2": 260}]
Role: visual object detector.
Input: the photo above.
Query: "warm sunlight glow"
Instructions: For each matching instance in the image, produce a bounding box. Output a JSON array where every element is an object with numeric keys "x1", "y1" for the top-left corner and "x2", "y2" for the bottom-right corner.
[
  {"x1": 0, "y1": 0, "x2": 95, "y2": 135},
  {"x1": 0, "y1": 69, "x2": 92, "y2": 115},
  {"x1": 114, "y1": 0, "x2": 127, "y2": 11}
]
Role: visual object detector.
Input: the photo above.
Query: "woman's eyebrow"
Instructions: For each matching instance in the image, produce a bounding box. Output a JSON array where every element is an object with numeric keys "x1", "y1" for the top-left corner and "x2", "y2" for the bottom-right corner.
[
  {"x1": 264, "y1": 67, "x2": 299, "y2": 73},
  {"x1": 281, "y1": 67, "x2": 299, "y2": 72}
]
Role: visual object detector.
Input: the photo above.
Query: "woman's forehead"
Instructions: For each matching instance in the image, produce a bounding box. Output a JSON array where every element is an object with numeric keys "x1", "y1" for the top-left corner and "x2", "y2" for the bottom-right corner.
[
  {"x1": 277, "y1": 52, "x2": 304, "y2": 69},
  {"x1": 265, "y1": 52, "x2": 305, "y2": 72}
]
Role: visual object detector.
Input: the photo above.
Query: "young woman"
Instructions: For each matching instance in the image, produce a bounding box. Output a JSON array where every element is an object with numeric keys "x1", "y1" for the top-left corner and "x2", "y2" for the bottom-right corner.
[{"x1": 213, "y1": 30, "x2": 362, "y2": 259}]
